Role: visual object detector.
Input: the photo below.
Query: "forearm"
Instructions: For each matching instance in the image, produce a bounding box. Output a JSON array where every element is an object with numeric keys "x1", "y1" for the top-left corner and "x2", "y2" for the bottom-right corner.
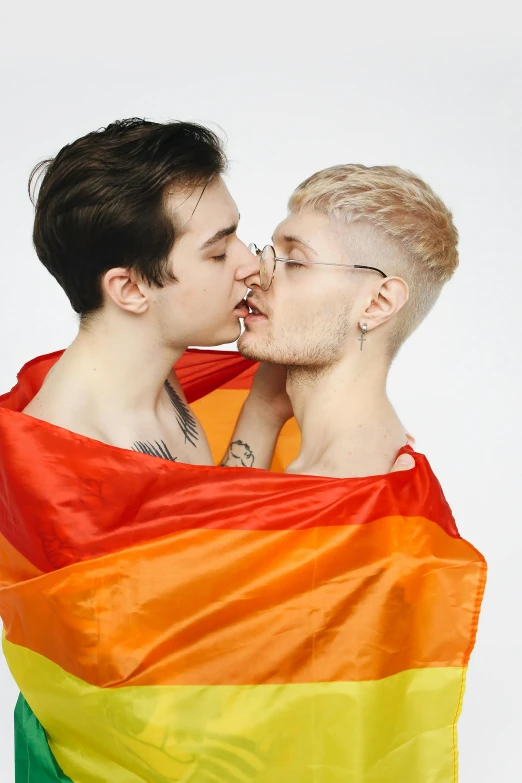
[{"x1": 220, "y1": 396, "x2": 286, "y2": 470}]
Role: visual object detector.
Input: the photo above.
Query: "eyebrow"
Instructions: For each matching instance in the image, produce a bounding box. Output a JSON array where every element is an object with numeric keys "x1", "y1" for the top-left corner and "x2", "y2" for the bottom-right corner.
[
  {"x1": 272, "y1": 233, "x2": 318, "y2": 255},
  {"x1": 199, "y1": 216, "x2": 240, "y2": 251}
]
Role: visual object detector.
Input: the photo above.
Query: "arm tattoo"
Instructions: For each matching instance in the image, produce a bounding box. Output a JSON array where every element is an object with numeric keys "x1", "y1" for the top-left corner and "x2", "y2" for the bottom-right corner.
[
  {"x1": 221, "y1": 440, "x2": 255, "y2": 468},
  {"x1": 132, "y1": 440, "x2": 177, "y2": 461},
  {"x1": 164, "y1": 380, "x2": 198, "y2": 447}
]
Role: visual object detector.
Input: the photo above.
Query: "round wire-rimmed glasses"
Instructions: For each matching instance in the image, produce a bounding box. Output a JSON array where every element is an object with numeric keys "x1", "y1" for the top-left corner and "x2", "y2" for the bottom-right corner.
[{"x1": 248, "y1": 243, "x2": 387, "y2": 291}]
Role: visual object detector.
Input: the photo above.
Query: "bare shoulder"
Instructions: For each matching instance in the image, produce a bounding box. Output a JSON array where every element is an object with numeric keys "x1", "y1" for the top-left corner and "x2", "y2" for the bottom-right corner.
[
  {"x1": 22, "y1": 384, "x2": 70, "y2": 426},
  {"x1": 286, "y1": 426, "x2": 410, "y2": 479},
  {"x1": 22, "y1": 394, "x2": 45, "y2": 418},
  {"x1": 22, "y1": 389, "x2": 108, "y2": 443}
]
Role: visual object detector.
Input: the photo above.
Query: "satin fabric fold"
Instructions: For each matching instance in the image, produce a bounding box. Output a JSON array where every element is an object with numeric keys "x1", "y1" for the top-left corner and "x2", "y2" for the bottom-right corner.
[
  {"x1": 6, "y1": 637, "x2": 467, "y2": 783},
  {"x1": 1, "y1": 517, "x2": 483, "y2": 689},
  {"x1": 0, "y1": 349, "x2": 486, "y2": 783}
]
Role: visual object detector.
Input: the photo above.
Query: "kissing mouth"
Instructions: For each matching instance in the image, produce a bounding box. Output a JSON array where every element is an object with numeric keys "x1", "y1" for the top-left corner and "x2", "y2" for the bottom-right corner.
[{"x1": 246, "y1": 299, "x2": 267, "y2": 317}]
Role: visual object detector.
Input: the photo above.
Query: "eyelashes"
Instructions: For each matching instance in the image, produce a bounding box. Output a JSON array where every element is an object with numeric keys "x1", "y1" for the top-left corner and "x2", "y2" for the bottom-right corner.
[{"x1": 210, "y1": 255, "x2": 303, "y2": 268}]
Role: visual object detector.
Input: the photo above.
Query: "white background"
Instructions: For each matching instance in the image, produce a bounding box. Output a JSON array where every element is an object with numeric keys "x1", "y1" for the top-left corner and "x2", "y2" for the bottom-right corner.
[{"x1": 1, "y1": 2, "x2": 520, "y2": 780}]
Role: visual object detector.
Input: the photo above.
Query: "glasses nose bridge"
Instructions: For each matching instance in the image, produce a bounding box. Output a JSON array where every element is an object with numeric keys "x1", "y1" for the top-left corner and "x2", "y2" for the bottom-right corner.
[
  {"x1": 247, "y1": 242, "x2": 276, "y2": 290},
  {"x1": 260, "y1": 244, "x2": 276, "y2": 291}
]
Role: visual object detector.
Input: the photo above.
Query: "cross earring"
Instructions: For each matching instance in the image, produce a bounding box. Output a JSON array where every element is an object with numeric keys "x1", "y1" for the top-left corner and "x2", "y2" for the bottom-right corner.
[{"x1": 359, "y1": 323, "x2": 368, "y2": 351}]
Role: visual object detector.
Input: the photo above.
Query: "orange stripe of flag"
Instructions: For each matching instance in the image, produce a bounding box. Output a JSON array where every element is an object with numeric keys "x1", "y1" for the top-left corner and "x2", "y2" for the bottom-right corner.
[
  {"x1": 0, "y1": 516, "x2": 485, "y2": 688},
  {"x1": 0, "y1": 532, "x2": 43, "y2": 586}
]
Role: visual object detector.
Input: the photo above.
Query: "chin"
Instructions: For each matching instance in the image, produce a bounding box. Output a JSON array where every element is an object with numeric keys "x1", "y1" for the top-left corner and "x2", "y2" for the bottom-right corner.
[
  {"x1": 239, "y1": 331, "x2": 316, "y2": 366},
  {"x1": 238, "y1": 331, "x2": 274, "y2": 362},
  {"x1": 212, "y1": 322, "x2": 243, "y2": 347}
]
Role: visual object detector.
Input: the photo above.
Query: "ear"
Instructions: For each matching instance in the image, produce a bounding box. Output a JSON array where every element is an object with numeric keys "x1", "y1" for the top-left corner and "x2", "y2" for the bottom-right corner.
[
  {"x1": 102, "y1": 268, "x2": 150, "y2": 315},
  {"x1": 360, "y1": 276, "x2": 409, "y2": 332}
]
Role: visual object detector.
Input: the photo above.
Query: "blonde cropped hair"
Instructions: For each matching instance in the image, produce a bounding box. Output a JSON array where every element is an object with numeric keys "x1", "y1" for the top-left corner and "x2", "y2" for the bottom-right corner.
[{"x1": 288, "y1": 165, "x2": 459, "y2": 356}]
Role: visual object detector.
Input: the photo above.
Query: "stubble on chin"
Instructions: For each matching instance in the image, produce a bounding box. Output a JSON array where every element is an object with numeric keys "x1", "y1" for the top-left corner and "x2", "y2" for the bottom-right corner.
[
  {"x1": 238, "y1": 312, "x2": 351, "y2": 369},
  {"x1": 238, "y1": 330, "x2": 305, "y2": 366},
  {"x1": 237, "y1": 331, "x2": 266, "y2": 362}
]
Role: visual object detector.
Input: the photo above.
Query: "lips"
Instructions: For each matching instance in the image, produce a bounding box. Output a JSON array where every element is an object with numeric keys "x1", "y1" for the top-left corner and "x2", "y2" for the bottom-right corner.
[
  {"x1": 244, "y1": 297, "x2": 268, "y2": 326},
  {"x1": 246, "y1": 298, "x2": 266, "y2": 316},
  {"x1": 233, "y1": 297, "x2": 250, "y2": 320}
]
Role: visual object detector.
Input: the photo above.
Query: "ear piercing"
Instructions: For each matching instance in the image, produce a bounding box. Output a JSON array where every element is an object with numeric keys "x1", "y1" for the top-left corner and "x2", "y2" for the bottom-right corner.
[{"x1": 359, "y1": 323, "x2": 368, "y2": 351}]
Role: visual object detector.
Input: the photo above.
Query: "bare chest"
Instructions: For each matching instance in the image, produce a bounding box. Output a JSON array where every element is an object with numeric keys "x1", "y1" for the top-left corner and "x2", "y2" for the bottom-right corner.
[{"x1": 23, "y1": 379, "x2": 214, "y2": 467}]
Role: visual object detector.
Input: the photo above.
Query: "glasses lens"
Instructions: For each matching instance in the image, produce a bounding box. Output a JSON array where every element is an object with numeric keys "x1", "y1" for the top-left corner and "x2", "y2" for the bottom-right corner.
[
  {"x1": 260, "y1": 245, "x2": 275, "y2": 290},
  {"x1": 248, "y1": 242, "x2": 260, "y2": 257}
]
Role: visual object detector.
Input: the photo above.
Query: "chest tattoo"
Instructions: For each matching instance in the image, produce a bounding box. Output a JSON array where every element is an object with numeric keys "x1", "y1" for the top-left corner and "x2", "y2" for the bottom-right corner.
[
  {"x1": 164, "y1": 380, "x2": 198, "y2": 447},
  {"x1": 132, "y1": 440, "x2": 177, "y2": 461}
]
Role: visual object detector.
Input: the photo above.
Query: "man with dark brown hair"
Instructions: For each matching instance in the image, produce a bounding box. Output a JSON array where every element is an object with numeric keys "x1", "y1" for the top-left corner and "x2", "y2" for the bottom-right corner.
[
  {"x1": 23, "y1": 118, "x2": 415, "y2": 474},
  {"x1": 24, "y1": 118, "x2": 292, "y2": 468}
]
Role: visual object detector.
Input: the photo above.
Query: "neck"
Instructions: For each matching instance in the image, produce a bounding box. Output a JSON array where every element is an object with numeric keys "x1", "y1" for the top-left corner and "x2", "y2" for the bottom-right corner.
[
  {"x1": 286, "y1": 349, "x2": 405, "y2": 476},
  {"x1": 52, "y1": 311, "x2": 185, "y2": 414}
]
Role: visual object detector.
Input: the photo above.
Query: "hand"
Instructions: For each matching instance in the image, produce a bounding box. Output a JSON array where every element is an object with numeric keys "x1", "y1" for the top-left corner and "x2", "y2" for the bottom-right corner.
[
  {"x1": 389, "y1": 453, "x2": 415, "y2": 472},
  {"x1": 248, "y1": 362, "x2": 294, "y2": 427}
]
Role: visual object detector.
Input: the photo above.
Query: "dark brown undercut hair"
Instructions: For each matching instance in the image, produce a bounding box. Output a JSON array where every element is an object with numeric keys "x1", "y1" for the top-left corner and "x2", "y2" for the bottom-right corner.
[{"x1": 30, "y1": 118, "x2": 227, "y2": 316}]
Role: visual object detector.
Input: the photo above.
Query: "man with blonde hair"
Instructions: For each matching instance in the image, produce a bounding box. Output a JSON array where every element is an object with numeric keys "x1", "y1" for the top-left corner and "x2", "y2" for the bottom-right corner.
[
  {"x1": 234, "y1": 167, "x2": 485, "y2": 782},
  {"x1": 240, "y1": 164, "x2": 458, "y2": 477}
]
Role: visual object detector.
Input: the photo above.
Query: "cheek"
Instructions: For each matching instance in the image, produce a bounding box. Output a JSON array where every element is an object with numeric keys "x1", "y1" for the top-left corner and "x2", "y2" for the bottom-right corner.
[
  {"x1": 281, "y1": 287, "x2": 351, "y2": 333},
  {"x1": 277, "y1": 285, "x2": 324, "y2": 319},
  {"x1": 307, "y1": 280, "x2": 352, "y2": 314},
  {"x1": 199, "y1": 268, "x2": 234, "y2": 302},
  {"x1": 179, "y1": 273, "x2": 222, "y2": 307},
  {"x1": 156, "y1": 284, "x2": 204, "y2": 324},
  {"x1": 184, "y1": 261, "x2": 230, "y2": 291}
]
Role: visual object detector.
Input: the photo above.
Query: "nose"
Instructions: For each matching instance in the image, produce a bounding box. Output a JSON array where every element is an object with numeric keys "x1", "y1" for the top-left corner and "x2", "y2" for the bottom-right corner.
[{"x1": 235, "y1": 242, "x2": 261, "y2": 287}]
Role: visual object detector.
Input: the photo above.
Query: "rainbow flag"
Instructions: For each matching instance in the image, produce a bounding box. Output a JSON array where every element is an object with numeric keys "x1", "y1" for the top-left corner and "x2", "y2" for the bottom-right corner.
[{"x1": 0, "y1": 349, "x2": 486, "y2": 782}]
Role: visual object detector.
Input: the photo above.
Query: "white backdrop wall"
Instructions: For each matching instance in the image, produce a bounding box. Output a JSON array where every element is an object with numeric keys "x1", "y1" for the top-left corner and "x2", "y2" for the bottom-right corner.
[{"x1": 1, "y1": 3, "x2": 520, "y2": 780}]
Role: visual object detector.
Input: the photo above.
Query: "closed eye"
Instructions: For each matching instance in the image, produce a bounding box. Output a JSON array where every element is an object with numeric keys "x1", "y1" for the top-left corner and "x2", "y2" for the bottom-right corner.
[
  {"x1": 211, "y1": 253, "x2": 227, "y2": 262},
  {"x1": 284, "y1": 260, "x2": 305, "y2": 269}
]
